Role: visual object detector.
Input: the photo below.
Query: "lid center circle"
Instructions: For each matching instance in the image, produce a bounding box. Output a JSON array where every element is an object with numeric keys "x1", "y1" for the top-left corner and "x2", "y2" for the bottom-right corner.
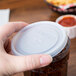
[{"x1": 16, "y1": 25, "x2": 58, "y2": 54}]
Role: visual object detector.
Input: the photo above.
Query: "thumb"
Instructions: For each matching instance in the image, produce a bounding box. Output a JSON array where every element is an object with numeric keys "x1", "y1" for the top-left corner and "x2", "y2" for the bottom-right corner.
[{"x1": 8, "y1": 54, "x2": 52, "y2": 74}]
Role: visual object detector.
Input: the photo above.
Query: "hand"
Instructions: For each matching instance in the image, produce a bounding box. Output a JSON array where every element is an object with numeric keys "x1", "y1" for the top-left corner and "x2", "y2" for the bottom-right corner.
[{"x1": 0, "y1": 22, "x2": 52, "y2": 76}]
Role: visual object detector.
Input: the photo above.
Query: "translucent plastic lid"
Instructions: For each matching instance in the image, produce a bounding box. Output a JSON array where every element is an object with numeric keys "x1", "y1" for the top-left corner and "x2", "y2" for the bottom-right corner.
[{"x1": 11, "y1": 21, "x2": 68, "y2": 57}]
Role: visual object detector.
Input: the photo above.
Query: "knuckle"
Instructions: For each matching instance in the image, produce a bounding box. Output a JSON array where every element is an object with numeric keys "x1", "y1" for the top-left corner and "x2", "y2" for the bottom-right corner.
[{"x1": 25, "y1": 56, "x2": 40, "y2": 70}]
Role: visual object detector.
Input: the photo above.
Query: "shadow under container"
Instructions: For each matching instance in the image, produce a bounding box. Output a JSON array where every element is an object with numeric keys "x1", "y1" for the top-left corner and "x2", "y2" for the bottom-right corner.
[{"x1": 11, "y1": 21, "x2": 70, "y2": 76}]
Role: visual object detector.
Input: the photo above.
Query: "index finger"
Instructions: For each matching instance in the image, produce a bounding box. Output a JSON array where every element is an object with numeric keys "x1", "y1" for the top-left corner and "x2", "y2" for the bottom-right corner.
[{"x1": 0, "y1": 22, "x2": 28, "y2": 43}]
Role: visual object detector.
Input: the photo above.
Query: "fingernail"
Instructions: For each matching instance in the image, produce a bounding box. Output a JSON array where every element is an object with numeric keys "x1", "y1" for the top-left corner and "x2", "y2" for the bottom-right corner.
[{"x1": 40, "y1": 55, "x2": 52, "y2": 67}]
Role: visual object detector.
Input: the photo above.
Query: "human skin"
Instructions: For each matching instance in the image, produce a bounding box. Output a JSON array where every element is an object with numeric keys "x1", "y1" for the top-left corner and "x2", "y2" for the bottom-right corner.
[{"x1": 0, "y1": 22, "x2": 52, "y2": 76}]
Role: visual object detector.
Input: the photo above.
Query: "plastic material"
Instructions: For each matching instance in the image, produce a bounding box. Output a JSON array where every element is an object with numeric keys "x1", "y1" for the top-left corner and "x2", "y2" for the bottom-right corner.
[{"x1": 11, "y1": 21, "x2": 68, "y2": 57}]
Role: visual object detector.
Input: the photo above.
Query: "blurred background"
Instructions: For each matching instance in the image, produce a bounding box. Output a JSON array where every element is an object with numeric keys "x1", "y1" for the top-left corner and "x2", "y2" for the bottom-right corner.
[
  {"x1": 0, "y1": 0, "x2": 76, "y2": 76},
  {"x1": 0, "y1": 0, "x2": 60, "y2": 23}
]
